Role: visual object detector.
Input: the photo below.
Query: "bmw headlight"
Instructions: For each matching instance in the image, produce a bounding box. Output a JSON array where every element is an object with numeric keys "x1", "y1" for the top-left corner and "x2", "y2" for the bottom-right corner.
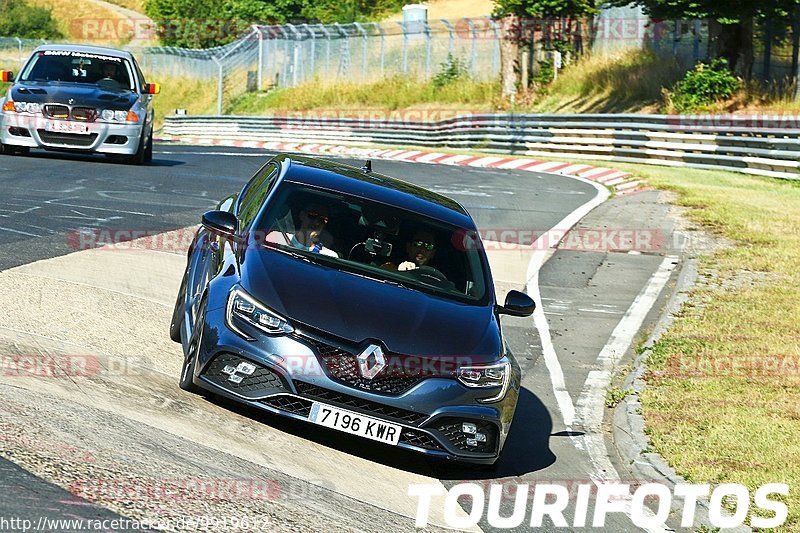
[
  {"x1": 457, "y1": 358, "x2": 511, "y2": 403},
  {"x1": 99, "y1": 109, "x2": 130, "y2": 122},
  {"x1": 13, "y1": 101, "x2": 40, "y2": 114},
  {"x1": 226, "y1": 286, "x2": 293, "y2": 339}
]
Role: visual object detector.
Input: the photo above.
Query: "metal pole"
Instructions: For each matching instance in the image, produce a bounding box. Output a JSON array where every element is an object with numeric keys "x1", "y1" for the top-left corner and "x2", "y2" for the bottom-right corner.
[
  {"x1": 487, "y1": 17, "x2": 500, "y2": 76},
  {"x1": 302, "y1": 24, "x2": 316, "y2": 78},
  {"x1": 424, "y1": 22, "x2": 432, "y2": 78},
  {"x1": 353, "y1": 22, "x2": 368, "y2": 80},
  {"x1": 255, "y1": 26, "x2": 264, "y2": 91},
  {"x1": 375, "y1": 23, "x2": 385, "y2": 73},
  {"x1": 15, "y1": 37, "x2": 22, "y2": 66},
  {"x1": 467, "y1": 19, "x2": 478, "y2": 75},
  {"x1": 317, "y1": 24, "x2": 331, "y2": 77},
  {"x1": 398, "y1": 22, "x2": 408, "y2": 73},
  {"x1": 692, "y1": 20, "x2": 701, "y2": 62},
  {"x1": 672, "y1": 20, "x2": 679, "y2": 57},
  {"x1": 762, "y1": 17, "x2": 773, "y2": 81},
  {"x1": 441, "y1": 19, "x2": 454, "y2": 58},
  {"x1": 213, "y1": 56, "x2": 223, "y2": 114}
]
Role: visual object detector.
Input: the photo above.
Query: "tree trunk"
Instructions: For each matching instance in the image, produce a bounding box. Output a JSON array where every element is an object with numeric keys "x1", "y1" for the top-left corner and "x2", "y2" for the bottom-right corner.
[
  {"x1": 708, "y1": 18, "x2": 754, "y2": 78},
  {"x1": 499, "y1": 15, "x2": 520, "y2": 101}
]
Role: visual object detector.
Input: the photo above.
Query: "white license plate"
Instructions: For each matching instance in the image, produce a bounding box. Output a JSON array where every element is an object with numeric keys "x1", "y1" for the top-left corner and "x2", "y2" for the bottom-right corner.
[
  {"x1": 309, "y1": 402, "x2": 401, "y2": 445},
  {"x1": 45, "y1": 121, "x2": 89, "y2": 134}
]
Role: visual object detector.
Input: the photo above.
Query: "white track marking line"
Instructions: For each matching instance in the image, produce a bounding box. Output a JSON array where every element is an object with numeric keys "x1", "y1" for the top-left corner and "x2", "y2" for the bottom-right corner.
[
  {"x1": 525, "y1": 174, "x2": 610, "y2": 428},
  {"x1": 574, "y1": 255, "x2": 678, "y2": 532}
]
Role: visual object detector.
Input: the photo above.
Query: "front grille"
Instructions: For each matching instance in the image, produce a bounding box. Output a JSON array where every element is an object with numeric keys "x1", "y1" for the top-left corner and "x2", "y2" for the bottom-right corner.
[
  {"x1": 261, "y1": 395, "x2": 312, "y2": 416},
  {"x1": 400, "y1": 429, "x2": 444, "y2": 451},
  {"x1": 202, "y1": 353, "x2": 285, "y2": 397},
  {"x1": 71, "y1": 107, "x2": 97, "y2": 122},
  {"x1": 305, "y1": 338, "x2": 424, "y2": 395},
  {"x1": 435, "y1": 418, "x2": 498, "y2": 454},
  {"x1": 43, "y1": 104, "x2": 69, "y2": 119},
  {"x1": 37, "y1": 130, "x2": 97, "y2": 147},
  {"x1": 295, "y1": 381, "x2": 427, "y2": 425}
]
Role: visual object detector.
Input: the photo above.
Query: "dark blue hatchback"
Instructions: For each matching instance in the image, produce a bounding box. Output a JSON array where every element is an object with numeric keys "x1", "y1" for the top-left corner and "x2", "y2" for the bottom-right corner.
[{"x1": 170, "y1": 154, "x2": 535, "y2": 464}]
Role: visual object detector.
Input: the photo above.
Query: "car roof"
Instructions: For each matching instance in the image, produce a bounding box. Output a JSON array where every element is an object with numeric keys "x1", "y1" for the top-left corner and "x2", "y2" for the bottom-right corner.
[
  {"x1": 33, "y1": 44, "x2": 134, "y2": 61},
  {"x1": 277, "y1": 155, "x2": 475, "y2": 229}
]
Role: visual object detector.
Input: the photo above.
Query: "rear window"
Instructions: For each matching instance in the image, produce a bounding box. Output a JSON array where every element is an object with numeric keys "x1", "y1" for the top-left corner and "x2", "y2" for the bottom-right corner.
[{"x1": 19, "y1": 50, "x2": 135, "y2": 91}]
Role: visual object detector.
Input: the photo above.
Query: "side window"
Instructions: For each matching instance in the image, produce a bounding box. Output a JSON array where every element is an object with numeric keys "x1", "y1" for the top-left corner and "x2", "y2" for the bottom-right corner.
[{"x1": 238, "y1": 163, "x2": 279, "y2": 230}]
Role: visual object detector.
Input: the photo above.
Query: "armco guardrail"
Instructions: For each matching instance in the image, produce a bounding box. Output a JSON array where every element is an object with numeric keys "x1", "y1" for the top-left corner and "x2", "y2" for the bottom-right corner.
[{"x1": 162, "y1": 114, "x2": 800, "y2": 180}]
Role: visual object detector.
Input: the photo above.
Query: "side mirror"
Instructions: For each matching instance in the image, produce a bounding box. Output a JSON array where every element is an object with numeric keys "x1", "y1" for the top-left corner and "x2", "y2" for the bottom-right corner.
[
  {"x1": 202, "y1": 210, "x2": 238, "y2": 238},
  {"x1": 498, "y1": 290, "x2": 536, "y2": 317},
  {"x1": 142, "y1": 82, "x2": 160, "y2": 94},
  {"x1": 1, "y1": 71, "x2": 13, "y2": 83}
]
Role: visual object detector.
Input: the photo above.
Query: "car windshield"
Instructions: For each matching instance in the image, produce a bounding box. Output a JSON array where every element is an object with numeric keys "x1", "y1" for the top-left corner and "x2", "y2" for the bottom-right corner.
[
  {"x1": 255, "y1": 183, "x2": 490, "y2": 303},
  {"x1": 19, "y1": 50, "x2": 135, "y2": 91}
]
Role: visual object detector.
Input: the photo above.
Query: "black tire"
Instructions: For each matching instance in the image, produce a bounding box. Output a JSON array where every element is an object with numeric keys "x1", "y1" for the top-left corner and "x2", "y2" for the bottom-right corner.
[
  {"x1": 127, "y1": 128, "x2": 147, "y2": 165},
  {"x1": 179, "y1": 296, "x2": 206, "y2": 394},
  {"x1": 169, "y1": 270, "x2": 188, "y2": 343},
  {"x1": 143, "y1": 130, "x2": 153, "y2": 162}
]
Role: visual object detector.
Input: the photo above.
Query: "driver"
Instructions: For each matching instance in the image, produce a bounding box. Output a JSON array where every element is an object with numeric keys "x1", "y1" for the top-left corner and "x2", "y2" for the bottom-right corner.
[
  {"x1": 398, "y1": 230, "x2": 437, "y2": 271},
  {"x1": 99, "y1": 61, "x2": 119, "y2": 83}
]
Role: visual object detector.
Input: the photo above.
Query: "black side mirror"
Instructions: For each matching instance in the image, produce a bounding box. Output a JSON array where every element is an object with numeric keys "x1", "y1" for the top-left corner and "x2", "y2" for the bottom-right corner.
[
  {"x1": 499, "y1": 290, "x2": 536, "y2": 317},
  {"x1": 201, "y1": 210, "x2": 238, "y2": 238}
]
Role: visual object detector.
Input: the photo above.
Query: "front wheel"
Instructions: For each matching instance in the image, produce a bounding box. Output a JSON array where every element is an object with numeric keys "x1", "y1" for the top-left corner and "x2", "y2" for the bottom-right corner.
[
  {"x1": 169, "y1": 270, "x2": 188, "y2": 343},
  {"x1": 126, "y1": 128, "x2": 149, "y2": 165},
  {"x1": 179, "y1": 296, "x2": 206, "y2": 394}
]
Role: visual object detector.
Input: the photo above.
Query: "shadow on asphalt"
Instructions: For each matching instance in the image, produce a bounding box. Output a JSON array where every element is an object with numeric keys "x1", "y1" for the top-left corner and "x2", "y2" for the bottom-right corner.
[
  {"x1": 9, "y1": 150, "x2": 185, "y2": 167},
  {"x1": 206, "y1": 384, "x2": 555, "y2": 483}
]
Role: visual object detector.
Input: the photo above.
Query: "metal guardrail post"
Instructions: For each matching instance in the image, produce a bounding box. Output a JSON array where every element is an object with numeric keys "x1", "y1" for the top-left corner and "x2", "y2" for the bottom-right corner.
[
  {"x1": 212, "y1": 56, "x2": 223, "y2": 114},
  {"x1": 285, "y1": 24, "x2": 301, "y2": 86},
  {"x1": 372, "y1": 23, "x2": 385, "y2": 74}
]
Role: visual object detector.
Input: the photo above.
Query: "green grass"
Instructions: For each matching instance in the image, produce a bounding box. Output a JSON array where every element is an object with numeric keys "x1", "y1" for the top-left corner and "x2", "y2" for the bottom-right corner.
[
  {"x1": 226, "y1": 75, "x2": 499, "y2": 115},
  {"x1": 525, "y1": 50, "x2": 685, "y2": 114},
  {"x1": 151, "y1": 77, "x2": 217, "y2": 129},
  {"x1": 560, "y1": 160, "x2": 800, "y2": 531}
]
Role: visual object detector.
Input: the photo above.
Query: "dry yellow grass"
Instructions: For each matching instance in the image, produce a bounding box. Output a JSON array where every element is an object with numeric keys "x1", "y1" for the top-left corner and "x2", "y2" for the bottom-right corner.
[
  {"x1": 385, "y1": 0, "x2": 494, "y2": 21},
  {"x1": 28, "y1": 0, "x2": 131, "y2": 45},
  {"x1": 102, "y1": 0, "x2": 145, "y2": 13}
]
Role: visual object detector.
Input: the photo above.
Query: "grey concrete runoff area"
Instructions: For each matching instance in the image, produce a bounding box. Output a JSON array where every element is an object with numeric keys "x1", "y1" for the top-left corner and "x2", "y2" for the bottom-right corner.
[{"x1": 0, "y1": 144, "x2": 687, "y2": 531}]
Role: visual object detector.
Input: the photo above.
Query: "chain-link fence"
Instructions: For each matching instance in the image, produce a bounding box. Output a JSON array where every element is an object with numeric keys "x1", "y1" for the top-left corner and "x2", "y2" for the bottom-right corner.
[{"x1": 2, "y1": 13, "x2": 799, "y2": 114}]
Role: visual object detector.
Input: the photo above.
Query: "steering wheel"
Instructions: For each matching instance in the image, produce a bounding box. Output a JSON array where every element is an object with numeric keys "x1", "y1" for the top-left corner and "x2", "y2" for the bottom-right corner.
[{"x1": 405, "y1": 265, "x2": 451, "y2": 288}]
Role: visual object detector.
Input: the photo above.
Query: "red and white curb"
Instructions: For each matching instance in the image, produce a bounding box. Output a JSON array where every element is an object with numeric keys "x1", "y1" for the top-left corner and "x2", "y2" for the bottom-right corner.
[{"x1": 156, "y1": 136, "x2": 645, "y2": 196}]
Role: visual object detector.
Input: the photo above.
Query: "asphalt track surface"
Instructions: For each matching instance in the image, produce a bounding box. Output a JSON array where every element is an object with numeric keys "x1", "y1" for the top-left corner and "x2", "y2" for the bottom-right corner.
[{"x1": 0, "y1": 144, "x2": 680, "y2": 531}]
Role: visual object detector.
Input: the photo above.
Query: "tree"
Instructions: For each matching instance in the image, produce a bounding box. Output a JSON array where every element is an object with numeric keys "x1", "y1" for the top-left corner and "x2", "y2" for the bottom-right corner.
[
  {"x1": 493, "y1": 0, "x2": 597, "y2": 99},
  {"x1": 0, "y1": 0, "x2": 62, "y2": 39},
  {"x1": 606, "y1": 0, "x2": 800, "y2": 78}
]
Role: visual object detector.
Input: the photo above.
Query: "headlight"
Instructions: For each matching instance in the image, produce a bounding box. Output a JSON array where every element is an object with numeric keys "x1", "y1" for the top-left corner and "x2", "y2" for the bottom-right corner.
[
  {"x1": 457, "y1": 359, "x2": 511, "y2": 403},
  {"x1": 99, "y1": 109, "x2": 131, "y2": 122},
  {"x1": 13, "y1": 101, "x2": 40, "y2": 114},
  {"x1": 226, "y1": 286, "x2": 293, "y2": 339}
]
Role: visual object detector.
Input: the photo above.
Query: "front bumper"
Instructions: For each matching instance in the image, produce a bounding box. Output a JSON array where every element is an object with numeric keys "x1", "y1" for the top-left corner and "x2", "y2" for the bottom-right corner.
[
  {"x1": 189, "y1": 306, "x2": 521, "y2": 464},
  {"x1": 1, "y1": 112, "x2": 143, "y2": 155}
]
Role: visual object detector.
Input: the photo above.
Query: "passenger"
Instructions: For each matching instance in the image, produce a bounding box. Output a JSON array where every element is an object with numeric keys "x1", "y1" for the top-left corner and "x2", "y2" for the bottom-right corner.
[{"x1": 265, "y1": 203, "x2": 338, "y2": 257}]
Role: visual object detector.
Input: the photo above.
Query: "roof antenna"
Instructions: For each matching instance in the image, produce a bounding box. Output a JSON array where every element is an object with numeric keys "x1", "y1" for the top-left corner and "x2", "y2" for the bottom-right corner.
[{"x1": 361, "y1": 159, "x2": 372, "y2": 173}]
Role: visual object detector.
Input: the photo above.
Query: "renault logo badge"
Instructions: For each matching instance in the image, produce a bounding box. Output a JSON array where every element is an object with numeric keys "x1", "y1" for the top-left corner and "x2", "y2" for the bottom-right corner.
[{"x1": 357, "y1": 344, "x2": 386, "y2": 380}]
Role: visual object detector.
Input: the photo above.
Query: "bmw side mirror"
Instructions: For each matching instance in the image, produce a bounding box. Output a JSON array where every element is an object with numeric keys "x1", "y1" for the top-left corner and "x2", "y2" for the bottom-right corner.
[
  {"x1": 202, "y1": 210, "x2": 238, "y2": 238},
  {"x1": 499, "y1": 290, "x2": 536, "y2": 317},
  {"x1": 1, "y1": 70, "x2": 13, "y2": 82}
]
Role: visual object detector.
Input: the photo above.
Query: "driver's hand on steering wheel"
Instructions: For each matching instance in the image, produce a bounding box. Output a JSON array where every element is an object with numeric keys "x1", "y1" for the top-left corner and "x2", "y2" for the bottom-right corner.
[{"x1": 398, "y1": 261, "x2": 417, "y2": 271}]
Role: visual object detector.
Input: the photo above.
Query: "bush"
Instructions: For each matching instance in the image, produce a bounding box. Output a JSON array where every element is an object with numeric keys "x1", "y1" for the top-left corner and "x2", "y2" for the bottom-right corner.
[
  {"x1": 0, "y1": 0, "x2": 61, "y2": 39},
  {"x1": 432, "y1": 54, "x2": 468, "y2": 89},
  {"x1": 533, "y1": 59, "x2": 554, "y2": 87},
  {"x1": 668, "y1": 58, "x2": 741, "y2": 112}
]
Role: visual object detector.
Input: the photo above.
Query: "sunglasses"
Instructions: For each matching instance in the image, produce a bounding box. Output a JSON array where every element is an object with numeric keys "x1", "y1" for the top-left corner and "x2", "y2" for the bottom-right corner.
[
  {"x1": 305, "y1": 211, "x2": 329, "y2": 224},
  {"x1": 412, "y1": 240, "x2": 435, "y2": 251}
]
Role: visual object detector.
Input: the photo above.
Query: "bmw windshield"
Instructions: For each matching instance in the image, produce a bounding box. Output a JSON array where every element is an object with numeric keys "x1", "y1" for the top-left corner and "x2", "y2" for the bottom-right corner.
[
  {"x1": 255, "y1": 183, "x2": 491, "y2": 304},
  {"x1": 19, "y1": 50, "x2": 135, "y2": 91}
]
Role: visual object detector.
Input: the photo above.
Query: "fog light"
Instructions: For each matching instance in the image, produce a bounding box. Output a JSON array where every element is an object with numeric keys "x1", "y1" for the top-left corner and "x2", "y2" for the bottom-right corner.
[
  {"x1": 236, "y1": 362, "x2": 256, "y2": 375},
  {"x1": 466, "y1": 438, "x2": 478, "y2": 447},
  {"x1": 222, "y1": 365, "x2": 236, "y2": 375},
  {"x1": 475, "y1": 432, "x2": 487, "y2": 443},
  {"x1": 462, "y1": 422, "x2": 477, "y2": 434},
  {"x1": 229, "y1": 374, "x2": 243, "y2": 384}
]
